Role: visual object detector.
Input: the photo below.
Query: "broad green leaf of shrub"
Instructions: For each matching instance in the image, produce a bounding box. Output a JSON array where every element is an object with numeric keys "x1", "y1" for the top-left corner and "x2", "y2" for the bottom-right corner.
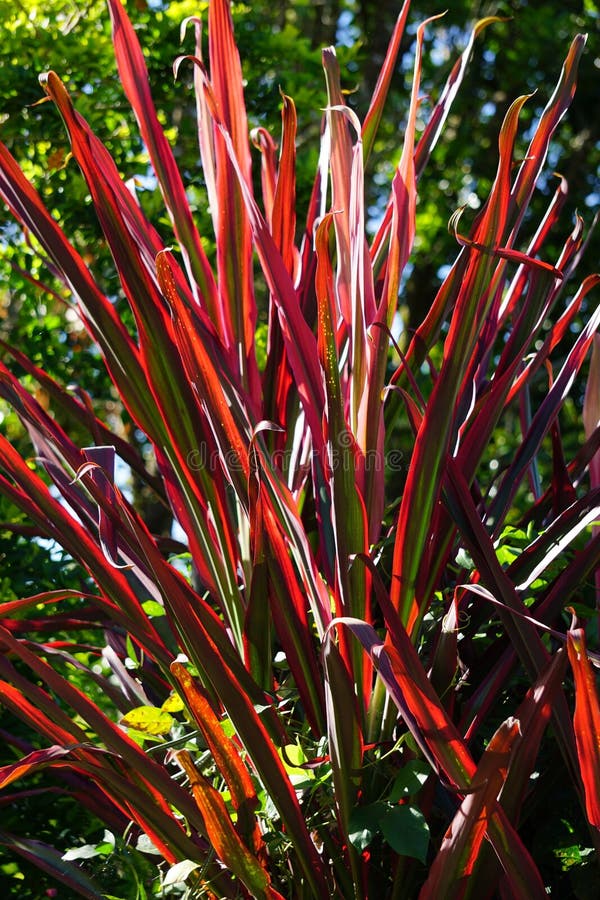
[
  {"x1": 380, "y1": 805, "x2": 430, "y2": 863},
  {"x1": 388, "y1": 760, "x2": 431, "y2": 801},
  {"x1": 348, "y1": 802, "x2": 388, "y2": 851}
]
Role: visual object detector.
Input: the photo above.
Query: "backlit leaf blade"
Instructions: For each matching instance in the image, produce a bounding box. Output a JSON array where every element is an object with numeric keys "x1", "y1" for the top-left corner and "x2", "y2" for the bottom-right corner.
[
  {"x1": 245, "y1": 489, "x2": 326, "y2": 733},
  {"x1": 329, "y1": 616, "x2": 548, "y2": 895},
  {"x1": 175, "y1": 751, "x2": 284, "y2": 900},
  {"x1": 191, "y1": 63, "x2": 327, "y2": 457},
  {"x1": 0, "y1": 629, "x2": 206, "y2": 843},
  {"x1": 388, "y1": 85, "x2": 531, "y2": 629},
  {"x1": 567, "y1": 620, "x2": 600, "y2": 828},
  {"x1": 0, "y1": 437, "x2": 170, "y2": 662},
  {"x1": 315, "y1": 213, "x2": 371, "y2": 692},
  {"x1": 253, "y1": 126, "x2": 277, "y2": 225},
  {"x1": 322, "y1": 47, "x2": 354, "y2": 329},
  {"x1": 27, "y1": 73, "x2": 244, "y2": 626},
  {"x1": 510, "y1": 35, "x2": 586, "y2": 232},
  {"x1": 262, "y1": 92, "x2": 298, "y2": 429},
  {"x1": 468, "y1": 651, "x2": 569, "y2": 892},
  {"x1": 583, "y1": 334, "x2": 600, "y2": 610},
  {"x1": 420, "y1": 719, "x2": 521, "y2": 900},
  {"x1": 171, "y1": 661, "x2": 264, "y2": 855},
  {"x1": 322, "y1": 632, "x2": 365, "y2": 890},
  {"x1": 0, "y1": 144, "x2": 152, "y2": 433},
  {"x1": 487, "y1": 291, "x2": 600, "y2": 529},
  {"x1": 0, "y1": 340, "x2": 164, "y2": 494},
  {"x1": 271, "y1": 93, "x2": 298, "y2": 276},
  {"x1": 106, "y1": 0, "x2": 218, "y2": 314},
  {"x1": 361, "y1": 2, "x2": 411, "y2": 164},
  {"x1": 371, "y1": 15, "x2": 503, "y2": 268},
  {"x1": 207, "y1": 0, "x2": 259, "y2": 396},
  {"x1": 414, "y1": 16, "x2": 506, "y2": 177},
  {"x1": 0, "y1": 746, "x2": 74, "y2": 791}
]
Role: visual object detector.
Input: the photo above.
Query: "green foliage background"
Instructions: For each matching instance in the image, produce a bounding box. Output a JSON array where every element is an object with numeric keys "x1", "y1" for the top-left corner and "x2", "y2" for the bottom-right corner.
[{"x1": 0, "y1": 0, "x2": 598, "y2": 896}]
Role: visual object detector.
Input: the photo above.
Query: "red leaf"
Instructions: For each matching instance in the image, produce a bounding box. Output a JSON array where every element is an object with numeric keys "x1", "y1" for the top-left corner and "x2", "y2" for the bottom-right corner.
[
  {"x1": 170, "y1": 662, "x2": 263, "y2": 855},
  {"x1": 362, "y1": 2, "x2": 411, "y2": 164},
  {"x1": 106, "y1": 0, "x2": 218, "y2": 314},
  {"x1": 0, "y1": 746, "x2": 74, "y2": 790},
  {"x1": 567, "y1": 620, "x2": 600, "y2": 828},
  {"x1": 420, "y1": 719, "x2": 521, "y2": 900},
  {"x1": 175, "y1": 750, "x2": 284, "y2": 899}
]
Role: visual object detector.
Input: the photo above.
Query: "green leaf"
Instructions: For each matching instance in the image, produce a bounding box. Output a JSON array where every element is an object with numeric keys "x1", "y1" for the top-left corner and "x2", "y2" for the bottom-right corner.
[
  {"x1": 125, "y1": 634, "x2": 139, "y2": 668},
  {"x1": 279, "y1": 743, "x2": 315, "y2": 780},
  {"x1": 141, "y1": 599, "x2": 166, "y2": 618},
  {"x1": 496, "y1": 545, "x2": 520, "y2": 567},
  {"x1": 388, "y1": 760, "x2": 431, "y2": 801},
  {"x1": 348, "y1": 802, "x2": 388, "y2": 851},
  {"x1": 62, "y1": 832, "x2": 114, "y2": 861},
  {"x1": 380, "y1": 805, "x2": 430, "y2": 863}
]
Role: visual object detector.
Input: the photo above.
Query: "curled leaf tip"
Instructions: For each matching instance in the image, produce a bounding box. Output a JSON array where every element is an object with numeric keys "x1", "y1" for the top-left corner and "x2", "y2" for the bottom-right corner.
[
  {"x1": 69, "y1": 460, "x2": 101, "y2": 485},
  {"x1": 180, "y1": 15, "x2": 202, "y2": 44},
  {"x1": 566, "y1": 606, "x2": 579, "y2": 631},
  {"x1": 173, "y1": 54, "x2": 195, "y2": 80},
  {"x1": 417, "y1": 11, "x2": 448, "y2": 36},
  {"x1": 252, "y1": 420, "x2": 285, "y2": 439}
]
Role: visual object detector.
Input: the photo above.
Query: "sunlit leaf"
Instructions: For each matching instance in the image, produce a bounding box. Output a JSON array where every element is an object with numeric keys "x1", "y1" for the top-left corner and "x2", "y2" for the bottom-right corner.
[
  {"x1": 567, "y1": 618, "x2": 600, "y2": 828},
  {"x1": 120, "y1": 707, "x2": 174, "y2": 736}
]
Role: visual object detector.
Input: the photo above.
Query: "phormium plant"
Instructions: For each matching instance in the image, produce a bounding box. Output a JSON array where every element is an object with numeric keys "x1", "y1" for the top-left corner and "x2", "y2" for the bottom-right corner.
[{"x1": 0, "y1": 0, "x2": 599, "y2": 897}]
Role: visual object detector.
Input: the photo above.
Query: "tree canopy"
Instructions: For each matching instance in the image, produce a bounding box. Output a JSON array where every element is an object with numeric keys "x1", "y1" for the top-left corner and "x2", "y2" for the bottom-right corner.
[
  {"x1": 0, "y1": 1, "x2": 599, "y2": 896},
  {"x1": 1, "y1": 1, "x2": 597, "y2": 296}
]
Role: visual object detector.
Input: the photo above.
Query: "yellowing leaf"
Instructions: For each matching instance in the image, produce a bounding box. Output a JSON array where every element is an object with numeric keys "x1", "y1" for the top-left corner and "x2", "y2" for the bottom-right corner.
[
  {"x1": 161, "y1": 693, "x2": 184, "y2": 713},
  {"x1": 120, "y1": 706, "x2": 174, "y2": 736}
]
